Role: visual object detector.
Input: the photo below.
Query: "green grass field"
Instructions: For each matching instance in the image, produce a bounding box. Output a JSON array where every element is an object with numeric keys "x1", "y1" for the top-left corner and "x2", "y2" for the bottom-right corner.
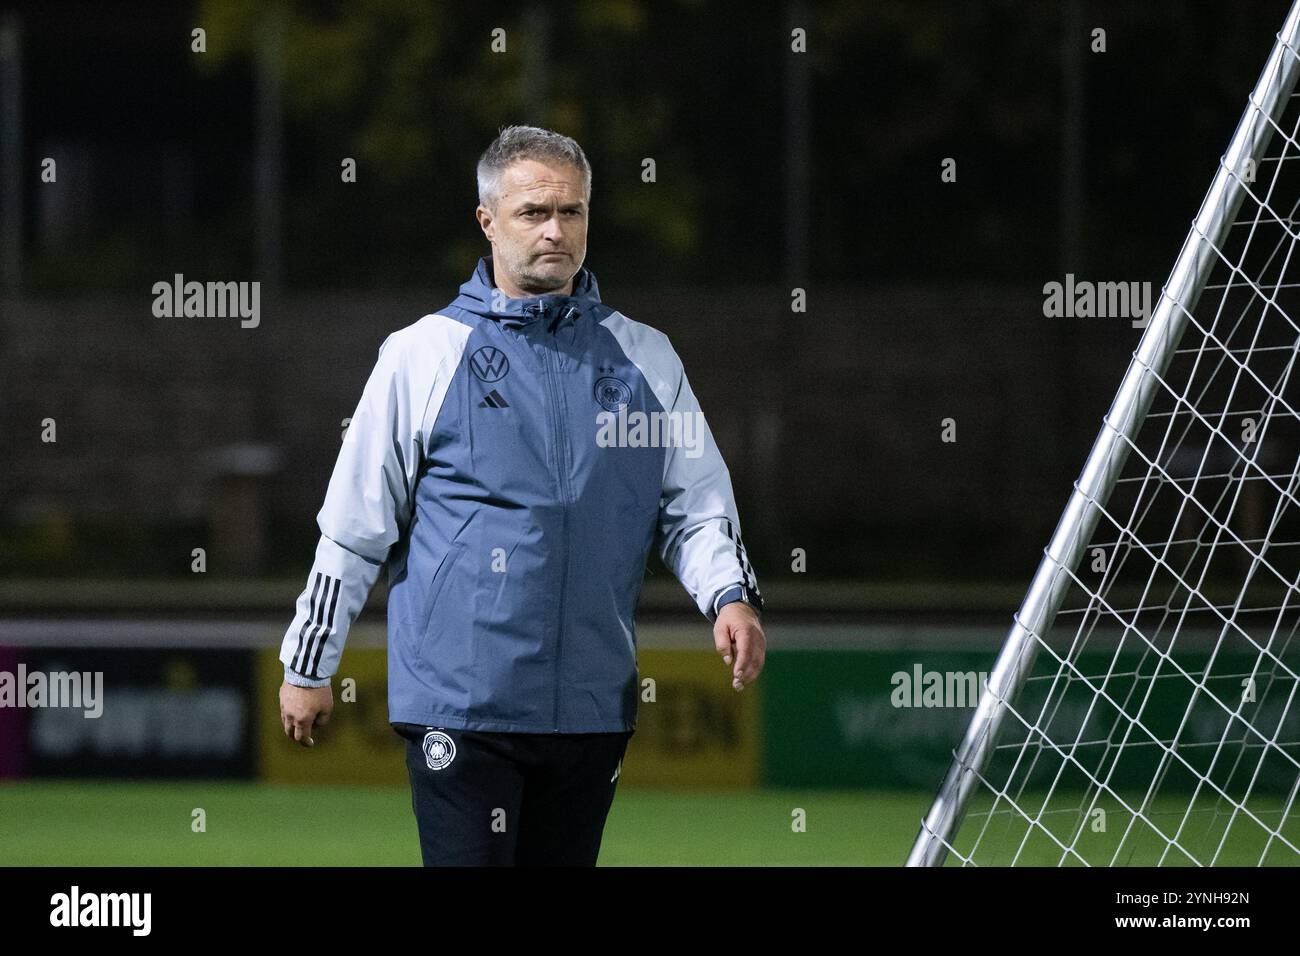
[
  {"x1": 0, "y1": 782, "x2": 932, "y2": 866},
  {"x1": 1, "y1": 782, "x2": 1295, "y2": 865}
]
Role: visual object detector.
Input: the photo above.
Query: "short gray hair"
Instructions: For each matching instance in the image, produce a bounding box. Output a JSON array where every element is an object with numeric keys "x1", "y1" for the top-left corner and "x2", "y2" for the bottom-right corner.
[{"x1": 476, "y1": 125, "x2": 592, "y2": 212}]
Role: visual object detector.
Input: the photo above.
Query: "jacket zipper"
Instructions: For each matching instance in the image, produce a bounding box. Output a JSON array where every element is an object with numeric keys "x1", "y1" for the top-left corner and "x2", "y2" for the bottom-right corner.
[{"x1": 539, "y1": 306, "x2": 573, "y2": 733}]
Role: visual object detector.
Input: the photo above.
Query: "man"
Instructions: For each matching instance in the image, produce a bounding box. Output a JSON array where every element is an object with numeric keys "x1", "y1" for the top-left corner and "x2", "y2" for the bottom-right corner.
[{"x1": 278, "y1": 125, "x2": 766, "y2": 866}]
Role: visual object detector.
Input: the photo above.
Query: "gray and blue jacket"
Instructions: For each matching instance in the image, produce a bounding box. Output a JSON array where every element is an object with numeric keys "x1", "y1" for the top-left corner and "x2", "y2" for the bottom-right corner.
[{"x1": 280, "y1": 255, "x2": 762, "y2": 733}]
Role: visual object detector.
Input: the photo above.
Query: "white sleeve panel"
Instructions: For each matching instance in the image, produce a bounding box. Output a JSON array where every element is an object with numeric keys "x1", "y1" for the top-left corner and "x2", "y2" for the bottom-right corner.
[
  {"x1": 280, "y1": 314, "x2": 472, "y2": 683},
  {"x1": 281, "y1": 535, "x2": 384, "y2": 685},
  {"x1": 600, "y1": 312, "x2": 761, "y2": 620}
]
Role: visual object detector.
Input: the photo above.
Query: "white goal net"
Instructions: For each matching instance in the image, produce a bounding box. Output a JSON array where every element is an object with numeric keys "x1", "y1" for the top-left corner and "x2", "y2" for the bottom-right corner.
[{"x1": 910, "y1": 2, "x2": 1300, "y2": 866}]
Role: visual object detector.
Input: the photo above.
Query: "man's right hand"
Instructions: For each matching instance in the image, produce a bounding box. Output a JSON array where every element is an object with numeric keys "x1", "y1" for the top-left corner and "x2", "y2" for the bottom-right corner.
[{"x1": 279, "y1": 681, "x2": 334, "y2": 748}]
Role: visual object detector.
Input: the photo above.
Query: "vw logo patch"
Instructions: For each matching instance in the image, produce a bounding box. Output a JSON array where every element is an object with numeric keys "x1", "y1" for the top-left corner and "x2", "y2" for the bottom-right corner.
[
  {"x1": 422, "y1": 730, "x2": 457, "y2": 771},
  {"x1": 469, "y1": 346, "x2": 510, "y2": 383},
  {"x1": 594, "y1": 376, "x2": 632, "y2": 412}
]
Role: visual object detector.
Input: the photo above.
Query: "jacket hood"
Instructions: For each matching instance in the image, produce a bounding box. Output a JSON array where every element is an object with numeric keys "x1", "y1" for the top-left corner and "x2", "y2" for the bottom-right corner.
[{"x1": 449, "y1": 254, "x2": 603, "y2": 329}]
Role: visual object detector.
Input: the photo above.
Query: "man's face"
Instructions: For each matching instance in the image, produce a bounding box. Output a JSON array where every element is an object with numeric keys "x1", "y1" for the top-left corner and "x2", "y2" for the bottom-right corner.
[{"x1": 476, "y1": 159, "x2": 588, "y2": 296}]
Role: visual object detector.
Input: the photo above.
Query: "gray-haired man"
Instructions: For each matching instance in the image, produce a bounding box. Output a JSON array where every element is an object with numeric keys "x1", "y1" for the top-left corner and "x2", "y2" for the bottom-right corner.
[{"x1": 278, "y1": 126, "x2": 766, "y2": 865}]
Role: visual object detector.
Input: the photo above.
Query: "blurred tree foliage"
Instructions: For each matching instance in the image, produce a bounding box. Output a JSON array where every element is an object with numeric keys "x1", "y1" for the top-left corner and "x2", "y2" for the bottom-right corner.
[
  {"x1": 14, "y1": 0, "x2": 1295, "y2": 290},
  {"x1": 194, "y1": 0, "x2": 708, "y2": 287}
]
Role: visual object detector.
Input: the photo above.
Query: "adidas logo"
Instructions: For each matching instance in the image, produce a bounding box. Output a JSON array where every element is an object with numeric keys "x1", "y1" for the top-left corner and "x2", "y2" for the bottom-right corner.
[
  {"x1": 610, "y1": 759, "x2": 621, "y2": 782},
  {"x1": 479, "y1": 389, "x2": 509, "y2": 408}
]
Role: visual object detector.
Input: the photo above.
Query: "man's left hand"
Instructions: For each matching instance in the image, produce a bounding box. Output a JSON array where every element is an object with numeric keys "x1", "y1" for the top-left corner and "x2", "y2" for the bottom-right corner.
[{"x1": 714, "y1": 602, "x2": 766, "y2": 692}]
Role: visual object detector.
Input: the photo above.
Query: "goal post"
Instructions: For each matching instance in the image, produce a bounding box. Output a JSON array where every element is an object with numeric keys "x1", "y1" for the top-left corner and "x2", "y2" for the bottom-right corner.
[{"x1": 908, "y1": 0, "x2": 1300, "y2": 867}]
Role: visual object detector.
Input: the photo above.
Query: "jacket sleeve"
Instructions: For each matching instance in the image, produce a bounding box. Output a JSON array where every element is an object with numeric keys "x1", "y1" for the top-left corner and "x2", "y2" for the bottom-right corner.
[
  {"x1": 654, "y1": 350, "x2": 763, "y2": 622},
  {"x1": 280, "y1": 330, "x2": 432, "y2": 686}
]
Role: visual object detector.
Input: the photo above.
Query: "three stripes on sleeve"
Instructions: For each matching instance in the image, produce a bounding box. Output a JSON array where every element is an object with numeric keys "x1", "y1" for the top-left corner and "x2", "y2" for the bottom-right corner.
[{"x1": 288, "y1": 571, "x2": 341, "y2": 683}]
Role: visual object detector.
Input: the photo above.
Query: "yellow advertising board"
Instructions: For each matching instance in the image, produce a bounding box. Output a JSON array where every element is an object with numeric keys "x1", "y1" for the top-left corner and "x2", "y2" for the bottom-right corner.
[
  {"x1": 257, "y1": 647, "x2": 759, "y2": 789},
  {"x1": 258, "y1": 648, "x2": 407, "y2": 785},
  {"x1": 622, "y1": 649, "x2": 760, "y2": 789}
]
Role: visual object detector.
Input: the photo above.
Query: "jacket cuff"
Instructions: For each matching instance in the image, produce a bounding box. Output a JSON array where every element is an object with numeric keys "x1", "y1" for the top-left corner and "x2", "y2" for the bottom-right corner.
[
  {"x1": 708, "y1": 582, "x2": 764, "y2": 622},
  {"x1": 283, "y1": 666, "x2": 331, "y2": 689}
]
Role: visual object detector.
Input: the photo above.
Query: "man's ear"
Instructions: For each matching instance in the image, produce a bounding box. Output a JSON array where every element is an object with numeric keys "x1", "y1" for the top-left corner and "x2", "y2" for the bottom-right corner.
[{"x1": 475, "y1": 204, "x2": 494, "y2": 239}]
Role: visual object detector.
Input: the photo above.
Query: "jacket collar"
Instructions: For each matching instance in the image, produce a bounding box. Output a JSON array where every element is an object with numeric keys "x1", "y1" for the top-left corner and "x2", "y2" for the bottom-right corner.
[{"x1": 449, "y1": 255, "x2": 601, "y2": 330}]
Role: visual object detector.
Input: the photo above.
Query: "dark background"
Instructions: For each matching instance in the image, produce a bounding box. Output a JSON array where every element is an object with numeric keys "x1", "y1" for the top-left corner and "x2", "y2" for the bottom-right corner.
[{"x1": 0, "y1": 0, "x2": 1289, "y2": 608}]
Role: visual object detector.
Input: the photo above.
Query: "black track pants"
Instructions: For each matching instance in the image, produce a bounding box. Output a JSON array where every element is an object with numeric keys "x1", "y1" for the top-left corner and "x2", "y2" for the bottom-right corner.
[{"x1": 394, "y1": 722, "x2": 633, "y2": 866}]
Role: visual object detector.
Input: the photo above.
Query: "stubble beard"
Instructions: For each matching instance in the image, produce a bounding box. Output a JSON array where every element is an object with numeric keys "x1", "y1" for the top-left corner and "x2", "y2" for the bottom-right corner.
[{"x1": 509, "y1": 250, "x2": 572, "y2": 296}]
